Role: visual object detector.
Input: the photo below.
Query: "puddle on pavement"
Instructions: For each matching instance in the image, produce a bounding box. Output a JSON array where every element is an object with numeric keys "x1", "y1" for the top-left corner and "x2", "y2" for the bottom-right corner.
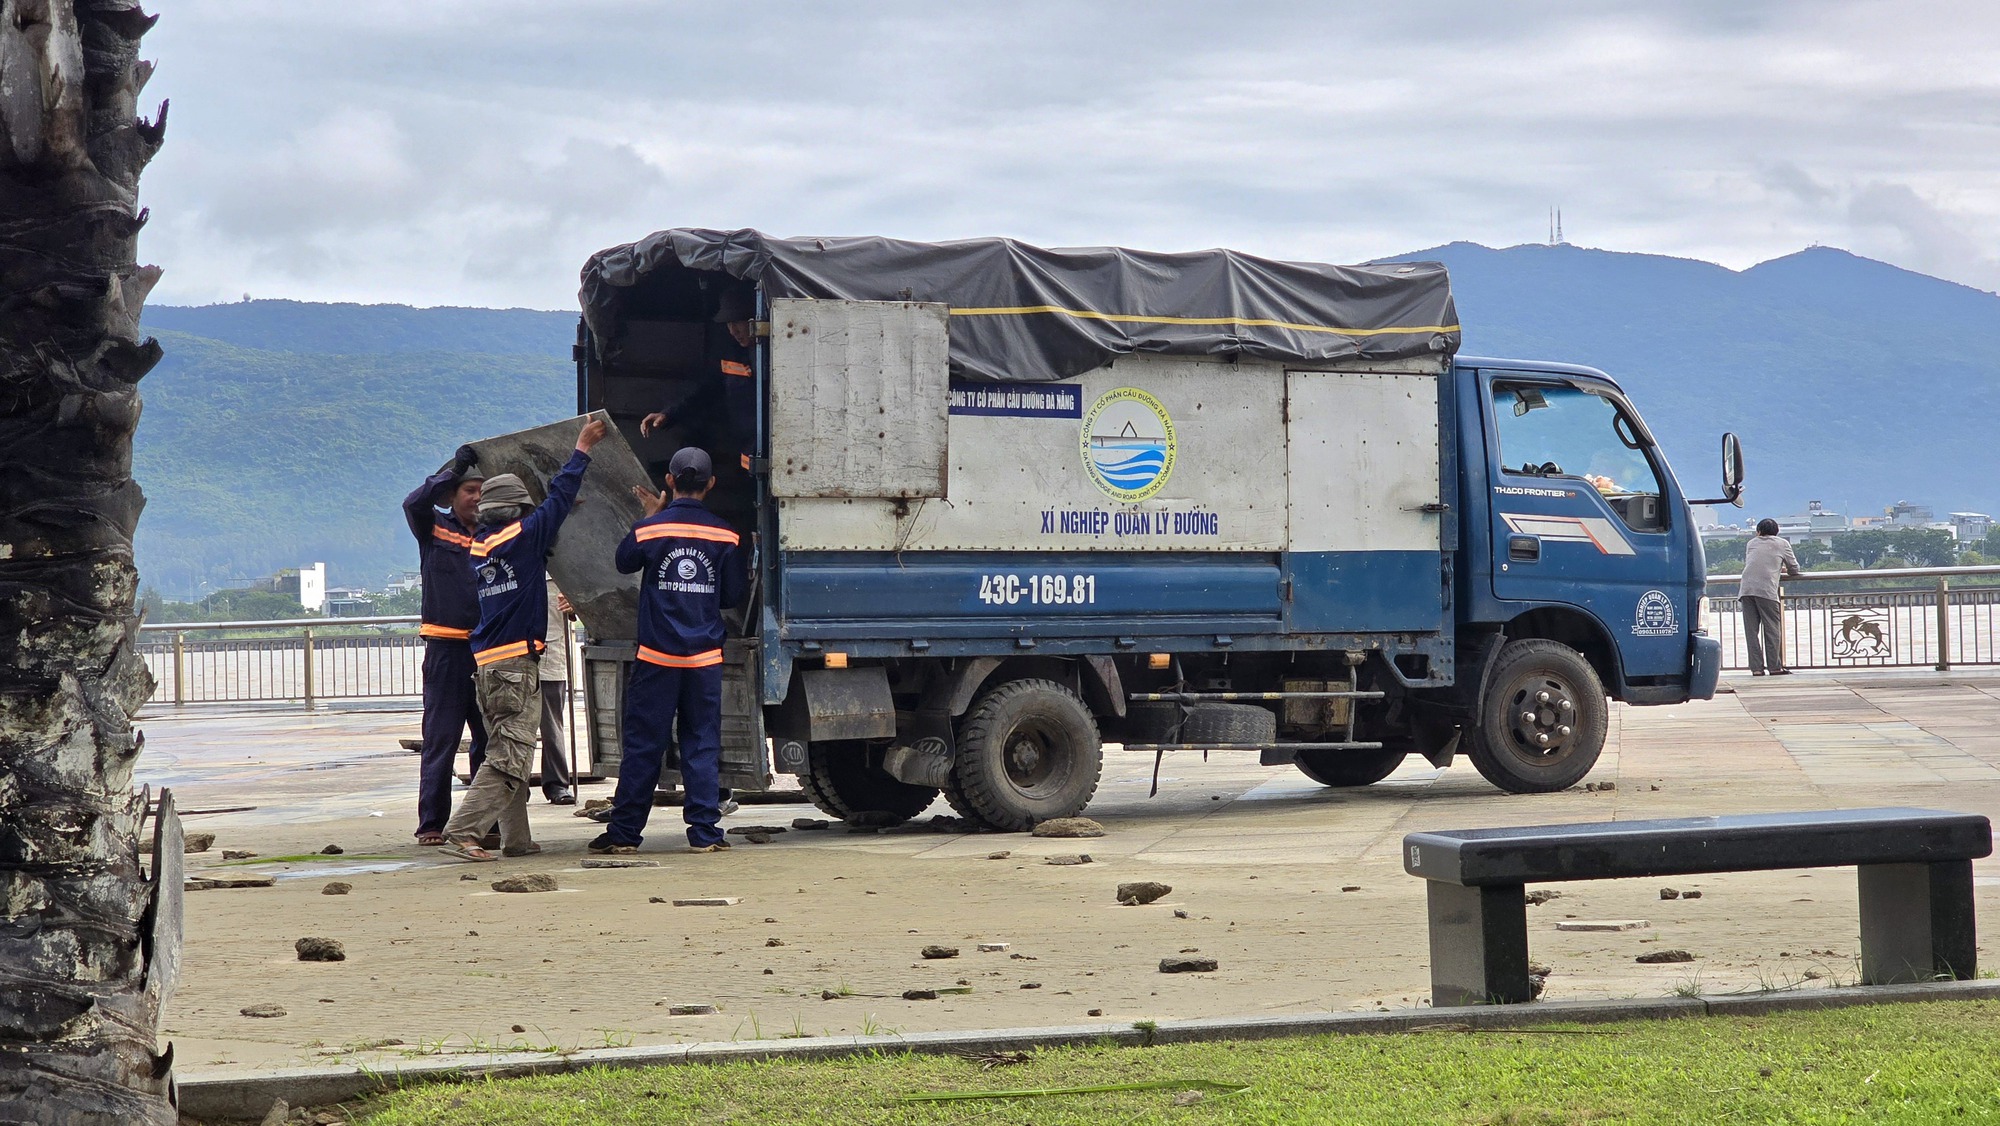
[{"x1": 272, "y1": 861, "x2": 414, "y2": 881}]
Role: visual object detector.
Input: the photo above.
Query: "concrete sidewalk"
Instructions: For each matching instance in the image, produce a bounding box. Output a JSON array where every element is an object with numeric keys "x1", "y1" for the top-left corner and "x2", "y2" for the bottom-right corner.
[{"x1": 137, "y1": 670, "x2": 2000, "y2": 1076}]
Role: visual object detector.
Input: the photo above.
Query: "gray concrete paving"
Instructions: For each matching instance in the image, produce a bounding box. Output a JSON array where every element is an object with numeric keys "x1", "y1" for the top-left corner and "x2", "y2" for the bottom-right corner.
[{"x1": 137, "y1": 670, "x2": 2000, "y2": 1077}]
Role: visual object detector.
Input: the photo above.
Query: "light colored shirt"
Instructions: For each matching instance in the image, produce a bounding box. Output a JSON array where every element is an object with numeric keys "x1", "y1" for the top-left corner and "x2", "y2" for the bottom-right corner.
[
  {"x1": 540, "y1": 578, "x2": 571, "y2": 682},
  {"x1": 1740, "y1": 535, "x2": 1801, "y2": 601}
]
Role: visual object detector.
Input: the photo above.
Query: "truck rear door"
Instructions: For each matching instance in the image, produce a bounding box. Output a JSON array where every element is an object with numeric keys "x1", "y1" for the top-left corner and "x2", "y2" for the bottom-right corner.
[{"x1": 1284, "y1": 369, "x2": 1445, "y2": 634}]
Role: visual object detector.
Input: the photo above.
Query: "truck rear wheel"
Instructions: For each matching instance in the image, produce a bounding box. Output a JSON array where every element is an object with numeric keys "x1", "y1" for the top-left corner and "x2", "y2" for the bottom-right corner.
[
  {"x1": 949, "y1": 679, "x2": 1103, "y2": 831},
  {"x1": 1463, "y1": 639, "x2": 1607, "y2": 793},
  {"x1": 798, "y1": 740, "x2": 939, "y2": 825},
  {"x1": 1294, "y1": 749, "x2": 1406, "y2": 787}
]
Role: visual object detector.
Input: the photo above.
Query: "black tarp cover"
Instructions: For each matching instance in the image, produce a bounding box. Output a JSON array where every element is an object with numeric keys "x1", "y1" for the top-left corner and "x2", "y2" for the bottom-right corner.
[{"x1": 580, "y1": 228, "x2": 1459, "y2": 383}]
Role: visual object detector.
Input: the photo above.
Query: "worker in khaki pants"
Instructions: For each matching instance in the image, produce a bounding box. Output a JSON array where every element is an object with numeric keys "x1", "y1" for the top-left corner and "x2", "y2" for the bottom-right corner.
[{"x1": 442, "y1": 418, "x2": 606, "y2": 861}]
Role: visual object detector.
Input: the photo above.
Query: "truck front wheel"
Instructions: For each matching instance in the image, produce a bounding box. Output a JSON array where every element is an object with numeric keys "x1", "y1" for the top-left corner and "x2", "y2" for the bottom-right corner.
[
  {"x1": 948, "y1": 679, "x2": 1104, "y2": 831},
  {"x1": 1462, "y1": 639, "x2": 1607, "y2": 793},
  {"x1": 798, "y1": 740, "x2": 939, "y2": 825}
]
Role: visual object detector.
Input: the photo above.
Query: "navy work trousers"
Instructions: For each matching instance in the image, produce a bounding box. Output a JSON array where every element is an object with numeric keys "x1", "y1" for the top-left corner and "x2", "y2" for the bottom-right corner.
[
  {"x1": 608, "y1": 661, "x2": 725, "y2": 848},
  {"x1": 417, "y1": 638, "x2": 488, "y2": 836}
]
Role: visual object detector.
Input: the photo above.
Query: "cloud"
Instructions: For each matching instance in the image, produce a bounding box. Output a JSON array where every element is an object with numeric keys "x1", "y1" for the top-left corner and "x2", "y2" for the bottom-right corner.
[
  {"x1": 134, "y1": 0, "x2": 2000, "y2": 308},
  {"x1": 1847, "y1": 182, "x2": 2000, "y2": 292}
]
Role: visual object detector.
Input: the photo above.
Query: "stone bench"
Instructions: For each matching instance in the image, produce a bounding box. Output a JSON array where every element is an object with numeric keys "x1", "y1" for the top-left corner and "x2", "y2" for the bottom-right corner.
[{"x1": 1402, "y1": 807, "x2": 1991, "y2": 1006}]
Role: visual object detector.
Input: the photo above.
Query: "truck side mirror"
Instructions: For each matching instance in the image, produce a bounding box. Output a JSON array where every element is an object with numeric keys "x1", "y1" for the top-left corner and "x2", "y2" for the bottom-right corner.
[
  {"x1": 1687, "y1": 432, "x2": 1746, "y2": 507},
  {"x1": 1721, "y1": 432, "x2": 1744, "y2": 506}
]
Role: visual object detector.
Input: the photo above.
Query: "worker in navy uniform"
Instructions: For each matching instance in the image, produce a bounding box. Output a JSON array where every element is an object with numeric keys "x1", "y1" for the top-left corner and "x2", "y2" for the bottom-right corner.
[
  {"x1": 639, "y1": 285, "x2": 758, "y2": 473},
  {"x1": 591, "y1": 447, "x2": 749, "y2": 855},
  {"x1": 402, "y1": 447, "x2": 489, "y2": 846},
  {"x1": 440, "y1": 417, "x2": 607, "y2": 862}
]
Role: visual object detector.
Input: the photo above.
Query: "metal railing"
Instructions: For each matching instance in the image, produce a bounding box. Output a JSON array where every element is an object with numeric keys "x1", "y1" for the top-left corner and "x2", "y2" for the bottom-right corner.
[
  {"x1": 1704, "y1": 564, "x2": 2000, "y2": 672},
  {"x1": 138, "y1": 615, "x2": 426, "y2": 706}
]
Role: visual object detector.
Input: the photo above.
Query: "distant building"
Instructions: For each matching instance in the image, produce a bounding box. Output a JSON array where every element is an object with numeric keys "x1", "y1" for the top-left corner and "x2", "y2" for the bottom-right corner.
[
  {"x1": 324, "y1": 586, "x2": 374, "y2": 616},
  {"x1": 385, "y1": 570, "x2": 422, "y2": 595},
  {"x1": 1950, "y1": 512, "x2": 1993, "y2": 543},
  {"x1": 1885, "y1": 500, "x2": 1935, "y2": 527},
  {"x1": 1776, "y1": 500, "x2": 1848, "y2": 545},
  {"x1": 251, "y1": 562, "x2": 327, "y2": 612}
]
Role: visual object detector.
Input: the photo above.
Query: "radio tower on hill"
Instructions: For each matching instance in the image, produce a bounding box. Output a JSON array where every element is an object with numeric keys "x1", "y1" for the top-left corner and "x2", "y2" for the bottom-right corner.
[{"x1": 1548, "y1": 207, "x2": 1566, "y2": 246}]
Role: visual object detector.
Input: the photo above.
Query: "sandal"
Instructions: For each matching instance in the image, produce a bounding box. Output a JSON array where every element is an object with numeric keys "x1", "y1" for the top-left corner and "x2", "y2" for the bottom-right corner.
[
  {"x1": 416, "y1": 832, "x2": 446, "y2": 846},
  {"x1": 439, "y1": 838, "x2": 496, "y2": 863},
  {"x1": 501, "y1": 842, "x2": 542, "y2": 857}
]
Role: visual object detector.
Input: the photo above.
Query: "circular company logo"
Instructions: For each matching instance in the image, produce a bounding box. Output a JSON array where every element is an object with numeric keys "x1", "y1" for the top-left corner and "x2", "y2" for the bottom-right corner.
[
  {"x1": 676, "y1": 558, "x2": 700, "y2": 581},
  {"x1": 1080, "y1": 387, "x2": 1176, "y2": 501},
  {"x1": 1633, "y1": 589, "x2": 1679, "y2": 637}
]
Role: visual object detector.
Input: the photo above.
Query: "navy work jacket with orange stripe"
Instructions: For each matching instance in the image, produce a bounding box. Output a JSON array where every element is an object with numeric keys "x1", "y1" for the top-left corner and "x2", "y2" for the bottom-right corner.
[
  {"x1": 402, "y1": 466, "x2": 480, "y2": 639},
  {"x1": 615, "y1": 497, "x2": 748, "y2": 666},
  {"x1": 467, "y1": 450, "x2": 591, "y2": 666}
]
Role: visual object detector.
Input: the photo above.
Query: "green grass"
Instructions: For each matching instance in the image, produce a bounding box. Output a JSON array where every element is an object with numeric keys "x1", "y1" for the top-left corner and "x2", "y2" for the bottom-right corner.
[{"x1": 342, "y1": 1000, "x2": 2000, "y2": 1125}]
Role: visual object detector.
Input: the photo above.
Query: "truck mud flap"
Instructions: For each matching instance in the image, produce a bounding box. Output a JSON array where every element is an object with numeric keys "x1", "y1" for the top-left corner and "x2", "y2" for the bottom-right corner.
[{"x1": 768, "y1": 666, "x2": 897, "y2": 751}]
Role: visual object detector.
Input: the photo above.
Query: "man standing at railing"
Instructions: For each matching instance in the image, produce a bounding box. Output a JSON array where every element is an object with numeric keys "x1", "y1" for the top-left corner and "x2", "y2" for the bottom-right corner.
[
  {"x1": 440, "y1": 417, "x2": 608, "y2": 862},
  {"x1": 1742, "y1": 517, "x2": 1802, "y2": 676},
  {"x1": 403, "y1": 447, "x2": 490, "y2": 846}
]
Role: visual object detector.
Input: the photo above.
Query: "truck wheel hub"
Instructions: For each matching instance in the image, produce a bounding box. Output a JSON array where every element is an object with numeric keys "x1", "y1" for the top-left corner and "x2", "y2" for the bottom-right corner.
[
  {"x1": 1504, "y1": 677, "x2": 1575, "y2": 756},
  {"x1": 1008, "y1": 738, "x2": 1044, "y2": 775}
]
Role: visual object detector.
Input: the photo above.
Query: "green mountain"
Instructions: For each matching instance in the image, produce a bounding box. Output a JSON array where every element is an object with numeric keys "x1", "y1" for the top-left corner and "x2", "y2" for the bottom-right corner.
[{"x1": 134, "y1": 304, "x2": 575, "y2": 599}]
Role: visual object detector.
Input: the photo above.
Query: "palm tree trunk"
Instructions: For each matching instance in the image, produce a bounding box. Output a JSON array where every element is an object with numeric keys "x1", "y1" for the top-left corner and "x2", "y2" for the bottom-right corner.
[{"x1": 0, "y1": 3, "x2": 180, "y2": 1123}]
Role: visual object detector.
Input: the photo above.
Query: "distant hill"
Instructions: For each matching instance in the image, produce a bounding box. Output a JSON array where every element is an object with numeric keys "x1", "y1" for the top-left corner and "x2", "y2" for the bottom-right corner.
[
  {"x1": 134, "y1": 304, "x2": 574, "y2": 598},
  {"x1": 135, "y1": 249, "x2": 2000, "y2": 596},
  {"x1": 1385, "y1": 243, "x2": 2000, "y2": 522},
  {"x1": 143, "y1": 300, "x2": 577, "y2": 359}
]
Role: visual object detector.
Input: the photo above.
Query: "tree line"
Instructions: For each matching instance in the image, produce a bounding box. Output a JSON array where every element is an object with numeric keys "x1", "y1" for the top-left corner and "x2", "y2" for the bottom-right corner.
[{"x1": 1704, "y1": 526, "x2": 1977, "y2": 573}]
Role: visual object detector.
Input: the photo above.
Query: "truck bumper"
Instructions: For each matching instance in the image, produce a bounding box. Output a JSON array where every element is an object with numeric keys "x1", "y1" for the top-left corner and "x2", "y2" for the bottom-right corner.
[{"x1": 1688, "y1": 633, "x2": 1723, "y2": 701}]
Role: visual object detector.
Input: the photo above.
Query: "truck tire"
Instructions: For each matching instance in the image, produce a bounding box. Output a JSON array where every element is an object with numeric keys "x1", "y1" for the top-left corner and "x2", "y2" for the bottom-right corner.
[
  {"x1": 1294, "y1": 749, "x2": 1406, "y2": 787},
  {"x1": 798, "y1": 740, "x2": 939, "y2": 825},
  {"x1": 1180, "y1": 703, "x2": 1277, "y2": 746},
  {"x1": 950, "y1": 679, "x2": 1103, "y2": 832},
  {"x1": 1462, "y1": 639, "x2": 1607, "y2": 793},
  {"x1": 1118, "y1": 700, "x2": 1183, "y2": 744}
]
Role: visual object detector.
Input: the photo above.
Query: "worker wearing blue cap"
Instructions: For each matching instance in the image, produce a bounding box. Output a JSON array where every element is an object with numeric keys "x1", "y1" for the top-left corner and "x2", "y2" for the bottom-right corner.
[{"x1": 592, "y1": 447, "x2": 749, "y2": 854}]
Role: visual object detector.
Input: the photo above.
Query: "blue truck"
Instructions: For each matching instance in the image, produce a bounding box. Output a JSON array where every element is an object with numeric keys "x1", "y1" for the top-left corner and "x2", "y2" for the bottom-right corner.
[{"x1": 545, "y1": 229, "x2": 1739, "y2": 830}]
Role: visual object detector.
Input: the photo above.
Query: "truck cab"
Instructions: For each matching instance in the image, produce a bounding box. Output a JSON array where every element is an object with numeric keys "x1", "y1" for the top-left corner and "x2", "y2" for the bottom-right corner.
[{"x1": 1439, "y1": 358, "x2": 1727, "y2": 793}]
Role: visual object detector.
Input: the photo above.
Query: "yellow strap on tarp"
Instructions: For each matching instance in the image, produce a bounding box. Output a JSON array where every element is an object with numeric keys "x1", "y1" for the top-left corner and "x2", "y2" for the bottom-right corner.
[{"x1": 949, "y1": 304, "x2": 1459, "y2": 337}]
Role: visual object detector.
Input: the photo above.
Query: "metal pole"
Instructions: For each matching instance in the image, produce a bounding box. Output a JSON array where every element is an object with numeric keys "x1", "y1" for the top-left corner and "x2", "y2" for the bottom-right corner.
[
  {"x1": 172, "y1": 631, "x2": 185, "y2": 706},
  {"x1": 1936, "y1": 577, "x2": 1951, "y2": 672},
  {"x1": 303, "y1": 626, "x2": 317, "y2": 709},
  {"x1": 563, "y1": 610, "x2": 579, "y2": 776}
]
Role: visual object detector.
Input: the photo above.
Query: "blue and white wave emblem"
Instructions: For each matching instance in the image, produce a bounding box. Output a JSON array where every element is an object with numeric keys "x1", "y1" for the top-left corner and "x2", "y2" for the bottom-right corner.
[
  {"x1": 1090, "y1": 440, "x2": 1170, "y2": 490},
  {"x1": 1080, "y1": 388, "x2": 1177, "y2": 501}
]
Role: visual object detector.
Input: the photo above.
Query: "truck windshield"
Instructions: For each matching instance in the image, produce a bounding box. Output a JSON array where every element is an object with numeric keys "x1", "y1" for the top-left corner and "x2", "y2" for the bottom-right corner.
[{"x1": 1492, "y1": 383, "x2": 1665, "y2": 528}]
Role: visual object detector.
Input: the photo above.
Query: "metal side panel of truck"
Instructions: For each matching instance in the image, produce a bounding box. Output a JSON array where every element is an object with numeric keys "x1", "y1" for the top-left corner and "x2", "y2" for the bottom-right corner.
[{"x1": 539, "y1": 230, "x2": 1735, "y2": 830}]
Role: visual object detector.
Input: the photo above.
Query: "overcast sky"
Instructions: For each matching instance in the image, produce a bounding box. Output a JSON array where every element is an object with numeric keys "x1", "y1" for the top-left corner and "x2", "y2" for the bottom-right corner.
[{"x1": 138, "y1": 1, "x2": 2000, "y2": 311}]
